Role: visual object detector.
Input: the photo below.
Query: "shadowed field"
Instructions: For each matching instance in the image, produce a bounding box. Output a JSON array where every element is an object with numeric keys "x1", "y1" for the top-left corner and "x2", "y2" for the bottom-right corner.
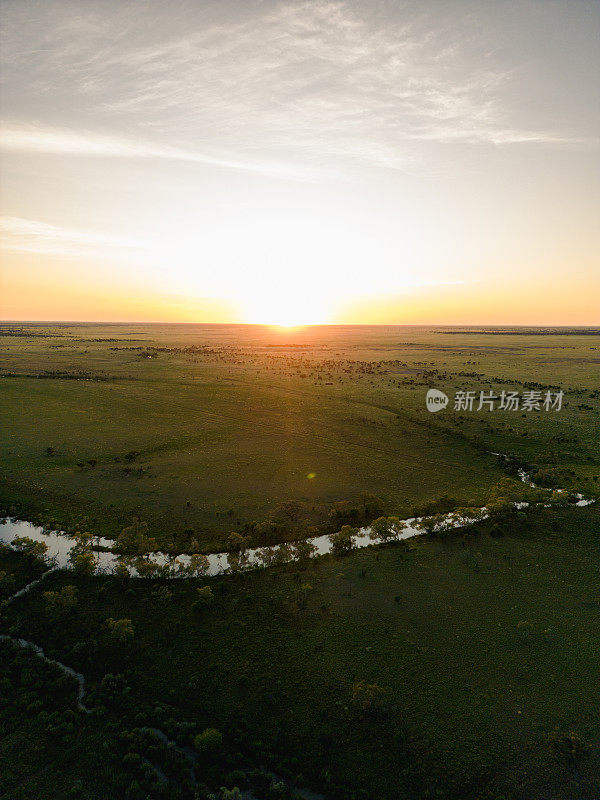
[{"x1": 2, "y1": 505, "x2": 600, "y2": 799}]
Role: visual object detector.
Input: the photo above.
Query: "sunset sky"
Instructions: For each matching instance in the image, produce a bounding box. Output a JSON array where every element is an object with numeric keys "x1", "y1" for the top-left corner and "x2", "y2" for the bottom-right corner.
[{"x1": 0, "y1": 0, "x2": 598, "y2": 325}]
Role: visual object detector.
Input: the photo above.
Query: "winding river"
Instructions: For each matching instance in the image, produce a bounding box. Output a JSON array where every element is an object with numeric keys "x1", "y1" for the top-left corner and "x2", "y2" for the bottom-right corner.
[{"x1": 0, "y1": 457, "x2": 594, "y2": 579}]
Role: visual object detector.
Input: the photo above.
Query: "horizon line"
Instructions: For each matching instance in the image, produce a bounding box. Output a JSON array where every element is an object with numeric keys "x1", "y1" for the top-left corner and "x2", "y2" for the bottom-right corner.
[{"x1": 1, "y1": 320, "x2": 599, "y2": 329}]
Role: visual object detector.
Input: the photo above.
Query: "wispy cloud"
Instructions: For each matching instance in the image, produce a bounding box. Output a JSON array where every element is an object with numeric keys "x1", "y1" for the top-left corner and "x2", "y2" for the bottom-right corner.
[
  {"x1": 0, "y1": 216, "x2": 149, "y2": 261},
  {"x1": 0, "y1": 126, "x2": 323, "y2": 181},
  {"x1": 1, "y1": 0, "x2": 591, "y2": 180}
]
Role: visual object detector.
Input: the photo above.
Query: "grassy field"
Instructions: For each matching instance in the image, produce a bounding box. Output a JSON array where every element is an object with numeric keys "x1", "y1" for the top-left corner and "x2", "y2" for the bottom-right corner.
[
  {"x1": 2, "y1": 505, "x2": 600, "y2": 799},
  {"x1": 1, "y1": 323, "x2": 599, "y2": 799},
  {"x1": 1, "y1": 324, "x2": 598, "y2": 551}
]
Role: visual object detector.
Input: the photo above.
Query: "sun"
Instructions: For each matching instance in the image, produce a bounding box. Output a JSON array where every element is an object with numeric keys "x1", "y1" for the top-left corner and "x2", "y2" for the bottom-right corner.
[{"x1": 241, "y1": 289, "x2": 330, "y2": 327}]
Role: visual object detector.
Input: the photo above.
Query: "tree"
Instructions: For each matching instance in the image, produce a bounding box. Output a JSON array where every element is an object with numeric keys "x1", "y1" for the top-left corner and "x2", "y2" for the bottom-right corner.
[
  {"x1": 192, "y1": 586, "x2": 214, "y2": 611},
  {"x1": 358, "y1": 492, "x2": 386, "y2": 519},
  {"x1": 226, "y1": 550, "x2": 249, "y2": 573},
  {"x1": 254, "y1": 520, "x2": 280, "y2": 546},
  {"x1": 415, "y1": 513, "x2": 447, "y2": 536},
  {"x1": 106, "y1": 617, "x2": 134, "y2": 642},
  {"x1": 486, "y1": 498, "x2": 514, "y2": 522},
  {"x1": 227, "y1": 532, "x2": 246, "y2": 552},
  {"x1": 116, "y1": 520, "x2": 157, "y2": 555},
  {"x1": 132, "y1": 557, "x2": 160, "y2": 578},
  {"x1": 271, "y1": 542, "x2": 292, "y2": 566},
  {"x1": 69, "y1": 551, "x2": 96, "y2": 576},
  {"x1": 114, "y1": 559, "x2": 131, "y2": 581},
  {"x1": 193, "y1": 727, "x2": 222, "y2": 754},
  {"x1": 44, "y1": 585, "x2": 78, "y2": 617},
  {"x1": 0, "y1": 569, "x2": 15, "y2": 594},
  {"x1": 548, "y1": 489, "x2": 568, "y2": 507},
  {"x1": 66, "y1": 532, "x2": 97, "y2": 575},
  {"x1": 369, "y1": 516, "x2": 405, "y2": 542},
  {"x1": 11, "y1": 536, "x2": 48, "y2": 561},
  {"x1": 329, "y1": 525, "x2": 357, "y2": 556},
  {"x1": 183, "y1": 553, "x2": 210, "y2": 578},
  {"x1": 297, "y1": 582, "x2": 313, "y2": 609},
  {"x1": 291, "y1": 539, "x2": 317, "y2": 564},
  {"x1": 218, "y1": 788, "x2": 242, "y2": 800}
]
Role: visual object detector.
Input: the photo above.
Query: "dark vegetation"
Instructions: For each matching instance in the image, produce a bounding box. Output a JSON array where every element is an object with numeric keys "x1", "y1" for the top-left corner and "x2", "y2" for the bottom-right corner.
[{"x1": 1, "y1": 506, "x2": 600, "y2": 799}]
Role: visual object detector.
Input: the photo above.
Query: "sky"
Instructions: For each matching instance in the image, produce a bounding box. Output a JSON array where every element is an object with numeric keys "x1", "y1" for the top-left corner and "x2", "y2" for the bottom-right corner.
[{"x1": 0, "y1": 0, "x2": 598, "y2": 325}]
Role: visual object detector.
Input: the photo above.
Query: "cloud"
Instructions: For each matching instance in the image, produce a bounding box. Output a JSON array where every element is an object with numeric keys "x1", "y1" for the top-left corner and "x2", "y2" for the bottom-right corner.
[
  {"x1": 0, "y1": 215, "x2": 149, "y2": 261},
  {"x1": 0, "y1": 126, "x2": 324, "y2": 182},
  {"x1": 1, "y1": 0, "x2": 591, "y2": 180}
]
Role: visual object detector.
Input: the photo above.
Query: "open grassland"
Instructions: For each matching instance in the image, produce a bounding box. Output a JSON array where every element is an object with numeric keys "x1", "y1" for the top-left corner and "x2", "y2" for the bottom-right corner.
[
  {"x1": 1, "y1": 324, "x2": 599, "y2": 552},
  {"x1": 1, "y1": 324, "x2": 600, "y2": 799},
  {"x1": 1, "y1": 505, "x2": 599, "y2": 799}
]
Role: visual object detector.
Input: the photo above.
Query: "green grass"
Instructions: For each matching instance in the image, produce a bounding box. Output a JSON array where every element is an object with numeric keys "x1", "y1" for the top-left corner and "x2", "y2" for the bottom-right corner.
[
  {"x1": 2, "y1": 505, "x2": 600, "y2": 799},
  {"x1": 1, "y1": 324, "x2": 598, "y2": 551}
]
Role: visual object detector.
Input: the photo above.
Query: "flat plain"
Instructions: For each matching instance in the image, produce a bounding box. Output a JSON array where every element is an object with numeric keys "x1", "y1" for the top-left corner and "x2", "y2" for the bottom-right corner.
[
  {"x1": 1, "y1": 323, "x2": 600, "y2": 800},
  {"x1": 1, "y1": 323, "x2": 598, "y2": 550}
]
